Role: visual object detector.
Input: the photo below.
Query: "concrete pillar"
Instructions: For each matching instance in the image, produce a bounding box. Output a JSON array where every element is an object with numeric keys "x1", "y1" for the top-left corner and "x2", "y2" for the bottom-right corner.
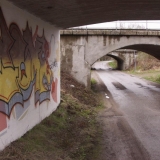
[{"x1": 61, "y1": 36, "x2": 91, "y2": 88}]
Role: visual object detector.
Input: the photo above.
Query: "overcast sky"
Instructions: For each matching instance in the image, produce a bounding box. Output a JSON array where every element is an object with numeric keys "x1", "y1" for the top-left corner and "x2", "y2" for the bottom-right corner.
[{"x1": 72, "y1": 21, "x2": 160, "y2": 30}]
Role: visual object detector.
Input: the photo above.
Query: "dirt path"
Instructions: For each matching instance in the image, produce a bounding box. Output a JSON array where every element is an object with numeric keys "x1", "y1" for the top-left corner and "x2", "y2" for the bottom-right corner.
[{"x1": 92, "y1": 71, "x2": 150, "y2": 160}]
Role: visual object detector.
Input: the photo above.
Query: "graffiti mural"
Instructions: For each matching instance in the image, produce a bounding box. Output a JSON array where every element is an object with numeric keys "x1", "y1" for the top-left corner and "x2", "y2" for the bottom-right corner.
[{"x1": 0, "y1": 8, "x2": 57, "y2": 117}]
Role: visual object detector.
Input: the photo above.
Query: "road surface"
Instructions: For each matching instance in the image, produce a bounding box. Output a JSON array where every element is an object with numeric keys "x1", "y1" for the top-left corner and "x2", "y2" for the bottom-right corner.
[
  {"x1": 92, "y1": 61, "x2": 112, "y2": 70},
  {"x1": 94, "y1": 68, "x2": 160, "y2": 160}
]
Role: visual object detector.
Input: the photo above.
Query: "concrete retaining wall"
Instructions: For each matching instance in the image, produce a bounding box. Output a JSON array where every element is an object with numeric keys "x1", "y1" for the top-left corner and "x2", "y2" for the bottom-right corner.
[{"x1": 0, "y1": 1, "x2": 60, "y2": 150}]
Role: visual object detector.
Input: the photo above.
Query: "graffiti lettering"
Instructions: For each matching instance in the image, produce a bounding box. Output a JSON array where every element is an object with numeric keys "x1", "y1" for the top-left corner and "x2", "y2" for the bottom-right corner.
[
  {"x1": 49, "y1": 60, "x2": 58, "y2": 69},
  {"x1": 0, "y1": 8, "x2": 57, "y2": 117}
]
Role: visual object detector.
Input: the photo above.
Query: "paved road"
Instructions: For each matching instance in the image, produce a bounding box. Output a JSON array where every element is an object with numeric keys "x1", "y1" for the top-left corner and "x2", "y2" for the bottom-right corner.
[{"x1": 95, "y1": 69, "x2": 160, "y2": 160}]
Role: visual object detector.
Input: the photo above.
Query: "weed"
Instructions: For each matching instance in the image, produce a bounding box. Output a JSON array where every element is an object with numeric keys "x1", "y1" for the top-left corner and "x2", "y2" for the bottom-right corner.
[
  {"x1": 91, "y1": 78, "x2": 97, "y2": 91},
  {"x1": 91, "y1": 78, "x2": 97, "y2": 85}
]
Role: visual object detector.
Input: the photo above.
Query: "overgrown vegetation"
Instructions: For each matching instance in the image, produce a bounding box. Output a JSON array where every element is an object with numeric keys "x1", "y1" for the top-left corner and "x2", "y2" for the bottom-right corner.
[
  {"x1": 0, "y1": 72, "x2": 103, "y2": 160},
  {"x1": 125, "y1": 52, "x2": 160, "y2": 84},
  {"x1": 108, "y1": 61, "x2": 117, "y2": 69},
  {"x1": 127, "y1": 52, "x2": 160, "y2": 72}
]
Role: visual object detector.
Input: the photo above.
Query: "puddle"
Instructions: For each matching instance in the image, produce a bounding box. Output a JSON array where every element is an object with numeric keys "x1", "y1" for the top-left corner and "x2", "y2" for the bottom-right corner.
[{"x1": 112, "y1": 82, "x2": 126, "y2": 90}]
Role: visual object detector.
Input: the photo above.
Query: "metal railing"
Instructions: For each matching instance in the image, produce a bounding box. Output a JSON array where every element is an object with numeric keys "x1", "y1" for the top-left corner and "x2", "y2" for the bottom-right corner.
[{"x1": 72, "y1": 21, "x2": 160, "y2": 30}]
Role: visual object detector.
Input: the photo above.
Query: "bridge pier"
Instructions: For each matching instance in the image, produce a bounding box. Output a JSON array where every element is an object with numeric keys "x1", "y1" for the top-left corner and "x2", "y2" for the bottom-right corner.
[{"x1": 61, "y1": 38, "x2": 91, "y2": 87}]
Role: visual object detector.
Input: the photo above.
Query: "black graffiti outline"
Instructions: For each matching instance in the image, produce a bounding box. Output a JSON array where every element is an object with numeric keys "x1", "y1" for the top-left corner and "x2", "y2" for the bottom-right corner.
[{"x1": 0, "y1": 7, "x2": 54, "y2": 118}]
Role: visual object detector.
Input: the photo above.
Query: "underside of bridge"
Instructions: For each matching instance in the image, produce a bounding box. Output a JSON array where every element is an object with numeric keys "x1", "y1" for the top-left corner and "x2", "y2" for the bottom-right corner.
[
  {"x1": 122, "y1": 44, "x2": 160, "y2": 60},
  {"x1": 8, "y1": 0, "x2": 160, "y2": 28}
]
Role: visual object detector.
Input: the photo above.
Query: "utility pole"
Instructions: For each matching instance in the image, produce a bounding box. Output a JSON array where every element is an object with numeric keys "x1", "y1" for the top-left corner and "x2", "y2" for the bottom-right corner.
[{"x1": 146, "y1": 20, "x2": 148, "y2": 31}]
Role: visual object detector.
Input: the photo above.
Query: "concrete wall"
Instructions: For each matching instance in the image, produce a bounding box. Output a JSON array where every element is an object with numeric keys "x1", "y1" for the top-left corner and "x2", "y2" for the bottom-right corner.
[{"x1": 0, "y1": 1, "x2": 60, "y2": 150}]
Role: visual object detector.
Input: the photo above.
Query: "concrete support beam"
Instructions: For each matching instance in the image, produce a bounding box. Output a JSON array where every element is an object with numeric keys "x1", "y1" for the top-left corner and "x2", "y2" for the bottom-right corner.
[
  {"x1": 8, "y1": 0, "x2": 160, "y2": 28},
  {"x1": 61, "y1": 30, "x2": 160, "y2": 36}
]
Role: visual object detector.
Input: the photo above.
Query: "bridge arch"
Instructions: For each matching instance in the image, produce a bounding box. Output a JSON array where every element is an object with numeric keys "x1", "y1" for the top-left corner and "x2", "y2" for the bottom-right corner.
[{"x1": 87, "y1": 36, "x2": 160, "y2": 66}]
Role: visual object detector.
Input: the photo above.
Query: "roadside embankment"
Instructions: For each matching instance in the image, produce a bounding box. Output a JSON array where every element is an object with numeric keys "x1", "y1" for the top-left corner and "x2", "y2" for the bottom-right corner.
[
  {"x1": 0, "y1": 72, "x2": 103, "y2": 160},
  {"x1": 125, "y1": 51, "x2": 160, "y2": 84}
]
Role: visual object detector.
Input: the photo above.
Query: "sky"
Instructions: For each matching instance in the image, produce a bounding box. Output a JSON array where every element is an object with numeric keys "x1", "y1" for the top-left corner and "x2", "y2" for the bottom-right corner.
[{"x1": 72, "y1": 21, "x2": 160, "y2": 30}]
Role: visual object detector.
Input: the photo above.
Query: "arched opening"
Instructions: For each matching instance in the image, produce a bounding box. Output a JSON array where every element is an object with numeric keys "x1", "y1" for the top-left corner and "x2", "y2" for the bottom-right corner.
[
  {"x1": 91, "y1": 48, "x2": 160, "y2": 82},
  {"x1": 91, "y1": 49, "x2": 136, "y2": 71},
  {"x1": 90, "y1": 43, "x2": 160, "y2": 73},
  {"x1": 91, "y1": 47, "x2": 160, "y2": 87},
  {"x1": 91, "y1": 55, "x2": 119, "y2": 70}
]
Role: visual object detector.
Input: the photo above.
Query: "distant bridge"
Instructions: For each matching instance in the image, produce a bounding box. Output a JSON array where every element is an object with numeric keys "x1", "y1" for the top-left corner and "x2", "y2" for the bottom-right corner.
[{"x1": 61, "y1": 29, "x2": 160, "y2": 87}]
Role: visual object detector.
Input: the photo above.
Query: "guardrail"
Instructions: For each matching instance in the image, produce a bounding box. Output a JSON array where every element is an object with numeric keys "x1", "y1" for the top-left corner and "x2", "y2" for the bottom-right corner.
[
  {"x1": 61, "y1": 29, "x2": 160, "y2": 36},
  {"x1": 71, "y1": 21, "x2": 160, "y2": 30}
]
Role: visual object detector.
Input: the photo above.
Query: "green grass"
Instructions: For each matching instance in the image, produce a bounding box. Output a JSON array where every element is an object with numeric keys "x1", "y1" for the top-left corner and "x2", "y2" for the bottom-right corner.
[
  {"x1": 91, "y1": 78, "x2": 98, "y2": 91},
  {"x1": 124, "y1": 70, "x2": 160, "y2": 84},
  {"x1": 108, "y1": 61, "x2": 117, "y2": 69},
  {"x1": 125, "y1": 70, "x2": 160, "y2": 75},
  {"x1": 144, "y1": 74, "x2": 160, "y2": 84},
  {"x1": 0, "y1": 91, "x2": 103, "y2": 160}
]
